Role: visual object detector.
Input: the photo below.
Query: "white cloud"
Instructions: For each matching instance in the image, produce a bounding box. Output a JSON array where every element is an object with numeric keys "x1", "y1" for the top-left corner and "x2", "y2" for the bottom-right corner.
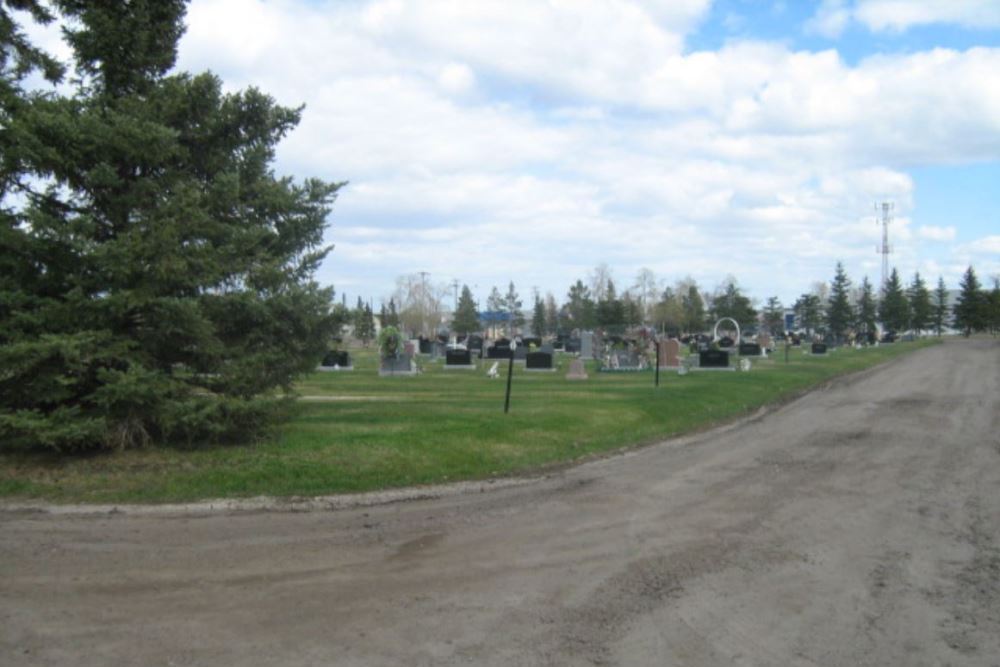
[
  {"x1": 917, "y1": 225, "x2": 957, "y2": 241},
  {"x1": 437, "y1": 63, "x2": 475, "y2": 95},
  {"x1": 854, "y1": 0, "x2": 1000, "y2": 32},
  {"x1": 805, "y1": 0, "x2": 1000, "y2": 37},
  {"x1": 15, "y1": 0, "x2": 987, "y2": 305},
  {"x1": 805, "y1": 0, "x2": 852, "y2": 37}
]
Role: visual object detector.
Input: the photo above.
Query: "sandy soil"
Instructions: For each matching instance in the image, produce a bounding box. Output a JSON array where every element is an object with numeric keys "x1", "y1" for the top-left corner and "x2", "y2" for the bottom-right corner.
[{"x1": 2, "y1": 339, "x2": 998, "y2": 666}]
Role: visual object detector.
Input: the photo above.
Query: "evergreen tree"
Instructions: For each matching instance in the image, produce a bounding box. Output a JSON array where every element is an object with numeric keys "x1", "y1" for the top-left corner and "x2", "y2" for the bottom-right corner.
[
  {"x1": 761, "y1": 296, "x2": 784, "y2": 334},
  {"x1": 988, "y1": 278, "x2": 1000, "y2": 336},
  {"x1": 878, "y1": 268, "x2": 910, "y2": 333},
  {"x1": 451, "y1": 285, "x2": 479, "y2": 335},
  {"x1": 596, "y1": 279, "x2": 625, "y2": 331},
  {"x1": 907, "y1": 272, "x2": 932, "y2": 335},
  {"x1": 1, "y1": 1, "x2": 342, "y2": 451},
  {"x1": 566, "y1": 280, "x2": 595, "y2": 330},
  {"x1": 543, "y1": 293, "x2": 560, "y2": 335},
  {"x1": 622, "y1": 292, "x2": 642, "y2": 330},
  {"x1": 855, "y1": 276, "x2": 878, "y2": 339},
  {"x1": 530, "y1": 293, "x2": 546, "y2": 337},
  {"x1": 681, "y1": 284, "x2": 706, "y2": 333},
  {"x1": 710, "y1": 280, "x2": 757, "y2": 329},
  {"x1": 794, "y1": 294, "x2": 823, "y2": 336},
  {"x1": 953, "y1": 266, "x2": 985, "y2": 336},
  {"x1": 932, "y1": 277, "x2": 949, "y2": 336},
  {"x1": 383, "y1": 298, "x2": 400, "y2": 328},
  {"x1": 353, "y1": 298, "x2": 375, "y2": 346},
  {"x1": 825, "y1": 262, "x2": 853, "y2": 343},
  {"x1": 504, "y1": 281, "x2": 523, "y2": 335}
]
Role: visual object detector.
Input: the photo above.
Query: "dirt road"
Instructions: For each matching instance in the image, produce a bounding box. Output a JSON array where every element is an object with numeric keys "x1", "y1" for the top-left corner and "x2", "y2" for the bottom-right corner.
[{"x1": 3, "y1": 340, "x2": 999, "y2": 666}]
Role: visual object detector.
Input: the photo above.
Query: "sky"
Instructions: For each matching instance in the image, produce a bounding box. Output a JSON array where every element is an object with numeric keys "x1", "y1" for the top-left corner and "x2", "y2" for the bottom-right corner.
[{"x1": 25, "y1": 0, "x2": 1000, "y2": 308}]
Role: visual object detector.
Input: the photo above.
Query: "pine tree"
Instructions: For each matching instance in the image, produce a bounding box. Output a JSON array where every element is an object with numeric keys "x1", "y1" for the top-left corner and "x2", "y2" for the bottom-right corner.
[
  {"x1": 1, "y1": 1, "x2": 342, "y2": 451},
  {"x1": 596, "y1": 279, "x2": 624, "y2": 331},
  {"x1": 932, "y1": 277, "x2": 949, "y2": 336},
  {"x1": 907, "y1": 272, "x2": 932, "y2": 335},
  {"x1": 622, "y1": 292, "x2": 642, "y2": 330},
  {"x1": 794, "y1": 294, "x2": 823, "y2": 336},
  {"x1": 451, "y1": 285, "x2": 479, "y2": 335},
  {"x1": 988, "y1": 278, "x2": 1000, "y2": 336},
  {"x1": 825, "y1": 262, "x2": 853, "y2": 343},
  {"x1": 681, "y1": 284, "x2": 706, "y2": 333},
  {"x1": 855, "y1": 276, "x2": 878, "y2": 340},
  {"x1": 531, "y1": 294, "x2": 546, "y2": 337},
  {"x1": 543, "y1": 293, "x2": 560, "y2": 335},
  {"x1": 762, "y1": 296, "x2": 784, "y2": 334},
  {"x1": 566, "y1": 280, "x2": 595, "y2": 330},
  {"x1": 384, "y1": 298, "x2": 400, "y2": 328},
  {"x1": 353, "y1": 298, "x2": 375, "y2": 346},
  {"x1": 953, "y1": 266, "x2": 984, "y2": 336},
  {"x1": 878, "y1": 268, "x2": 910, "y2": 333},
  {"x1": 504, "y1": 281, "x2": 523, "y2": 335}
]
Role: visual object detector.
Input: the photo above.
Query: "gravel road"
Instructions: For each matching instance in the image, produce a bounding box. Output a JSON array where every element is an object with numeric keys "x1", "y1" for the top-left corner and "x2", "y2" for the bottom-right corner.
[{"x1": 2, "y1": 339, "x2": 998, "y2": 666}]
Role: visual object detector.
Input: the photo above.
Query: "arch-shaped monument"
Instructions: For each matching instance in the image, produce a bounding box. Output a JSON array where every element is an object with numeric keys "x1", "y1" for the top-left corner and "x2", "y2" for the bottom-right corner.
[{"x1": 713, "y1": 317, "x2": 741, "y2": 345}]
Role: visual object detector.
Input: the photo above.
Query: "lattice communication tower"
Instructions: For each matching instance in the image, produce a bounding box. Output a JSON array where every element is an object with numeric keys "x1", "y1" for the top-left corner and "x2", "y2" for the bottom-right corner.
[{"x1": 876, "y1": 202, "x2": 893, "y2": 292}]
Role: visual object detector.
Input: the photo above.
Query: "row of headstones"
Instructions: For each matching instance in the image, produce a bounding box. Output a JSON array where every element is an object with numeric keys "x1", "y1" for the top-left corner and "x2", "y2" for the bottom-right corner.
[{"x1": 320, "y1": 336, "x2": 831, "y2": 373}]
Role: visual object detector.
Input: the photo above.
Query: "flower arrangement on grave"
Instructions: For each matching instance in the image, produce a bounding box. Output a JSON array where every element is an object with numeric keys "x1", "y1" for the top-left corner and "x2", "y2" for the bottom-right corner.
[{"x1": 378, "y1": 326, "x2": 403, "y2": 359}]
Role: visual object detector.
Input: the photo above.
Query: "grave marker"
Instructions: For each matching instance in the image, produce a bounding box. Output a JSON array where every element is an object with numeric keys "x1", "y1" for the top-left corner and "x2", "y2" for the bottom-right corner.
[
  {"x1": 525, "y1": 351, "x2": 555, "y2": 372},
  {"x1": 444, "y1": 349, "x2": 475, "y2": 369},
  {"x1": 565, "y1": 357, "x2": 589, "y2": 380},
  {"x1": 697, "y1": 349, "x2": 732, "y2": 370}
]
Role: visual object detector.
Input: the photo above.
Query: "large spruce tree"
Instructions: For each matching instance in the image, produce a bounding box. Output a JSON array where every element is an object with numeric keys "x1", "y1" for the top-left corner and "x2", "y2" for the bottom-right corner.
[
  {"x1": 451, "y1": 285, "x2": 479, "y2": 335},
  {"x1": 855, "y1": 276, "x2": 878, "y2": 339},
  {"x1": 1, "y1": 1, "x2": 343, "y2": 450},
  {"x1": 953, "y1": 266, "x2": 984, "y2": 336},
  {"x1": 932, "y1": 277, "x2": 949, "y2": 335},
  {"x1": 907, "y1": 272, "x2": 932, "y2": 335},
  {"x1": 825, "y1": 262, "x2": 853, "y2": 343},
  {"x1": 878, "y1": 269, "x2": 910, "y2": 333}
]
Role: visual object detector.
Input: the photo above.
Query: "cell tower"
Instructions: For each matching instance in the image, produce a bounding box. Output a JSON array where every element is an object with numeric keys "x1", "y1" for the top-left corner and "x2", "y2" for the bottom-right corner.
[{"x1": 876, "y1": 202, "x2": 893, "y2": 291}]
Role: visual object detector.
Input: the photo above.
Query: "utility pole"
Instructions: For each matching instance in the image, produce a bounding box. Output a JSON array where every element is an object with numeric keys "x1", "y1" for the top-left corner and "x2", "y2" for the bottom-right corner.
[
  {"x1": 419, "y1": 271, "x2": 430, "y2": 335},
  {"x1": 452, "y1": 279, "x2": 459, "y2": 311},
  {"x1": 876, "y1": 202, "x2": 893, "y2": 293}
]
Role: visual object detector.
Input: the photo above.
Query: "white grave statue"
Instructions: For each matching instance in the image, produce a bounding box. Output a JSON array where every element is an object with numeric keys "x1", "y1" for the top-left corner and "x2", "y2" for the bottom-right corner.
[{"x1": 487, "y1": 361, "x2": 499, "y2": 378}]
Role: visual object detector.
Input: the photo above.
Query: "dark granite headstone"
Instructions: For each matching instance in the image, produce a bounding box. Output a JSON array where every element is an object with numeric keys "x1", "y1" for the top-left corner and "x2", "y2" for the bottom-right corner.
[
  {"x1": 466, "y1": 334, "x2": 484, "y2": 351},
  {"x1": 738, "y1": 343, "x2": 762, "y2": 357},
  {"x1": 445, "y1": 349, "x2": 473, "y2": 366},
  {"x1": 487, "y1": 338, "x2": 512, "y2": 359},
  {"x1": 811, "y1": 342, "x2": 828, "y2": 355},
  {"x1": 418, "y1": 338, "x2": 433, "y2": 354},
  {"x1": 525, "y1": 351, "x2": 554, "y2": 370},
  {"x1": 565, "y1": 338, "x2": 581, "y2": 353},
  {"x1": 321, "y1": 350, "x2": 351, "y2": 367},
  {"x1": 718, "y1": 336, "x2": 735, "y2": 349},
  {"x1": 699, "y1": 349, "x2": 730, "y2": 368}
]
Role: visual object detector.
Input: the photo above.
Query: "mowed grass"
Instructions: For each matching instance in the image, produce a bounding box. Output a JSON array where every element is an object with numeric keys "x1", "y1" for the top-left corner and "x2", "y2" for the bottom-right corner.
[{"x1": 0, "y1": 340, "x2": 938, "y2": 503}]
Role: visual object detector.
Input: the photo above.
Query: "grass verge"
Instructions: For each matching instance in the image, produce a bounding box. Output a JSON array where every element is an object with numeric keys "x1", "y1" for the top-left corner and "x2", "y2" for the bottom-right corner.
[{"x1": 0, "y1": 339, "x2": 938, "y2": 504}]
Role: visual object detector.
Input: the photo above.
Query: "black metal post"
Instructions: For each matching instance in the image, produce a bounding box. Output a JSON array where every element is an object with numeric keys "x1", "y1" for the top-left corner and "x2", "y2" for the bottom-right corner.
[
  {"x1": 504, "y1": 352, "x2": 515, "y2": 414},
  {"x1": 654, "y1": 339, "x2": 660, "y2": 387}
]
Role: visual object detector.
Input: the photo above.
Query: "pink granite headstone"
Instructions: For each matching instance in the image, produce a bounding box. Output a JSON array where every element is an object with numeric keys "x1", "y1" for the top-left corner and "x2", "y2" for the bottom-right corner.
[{"x1": 658, "y1": 338, "x2": 682, "y2": 369}]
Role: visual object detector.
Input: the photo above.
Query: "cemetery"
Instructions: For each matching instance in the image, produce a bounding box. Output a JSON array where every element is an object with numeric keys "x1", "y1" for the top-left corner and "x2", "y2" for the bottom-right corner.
[{"x1": 1, "y1": 339, "x2": 936, "y2": 503}]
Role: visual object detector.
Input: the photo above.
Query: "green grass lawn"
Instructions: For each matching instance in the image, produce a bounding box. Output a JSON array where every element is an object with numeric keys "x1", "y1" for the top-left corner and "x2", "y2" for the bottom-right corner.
[{"x1": 0, "y1": 340, "x2": 937, "y2": 503}]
